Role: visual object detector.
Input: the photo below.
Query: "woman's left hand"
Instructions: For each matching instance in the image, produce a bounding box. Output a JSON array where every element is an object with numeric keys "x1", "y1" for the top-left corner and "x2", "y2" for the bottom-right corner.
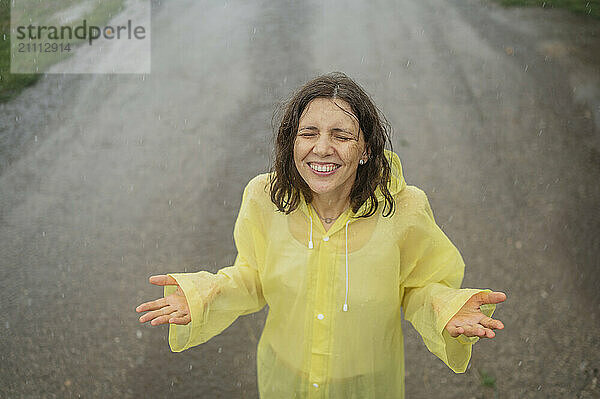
[{"x1": 445, "y1": 291, "x2": 507, "y2": 339}]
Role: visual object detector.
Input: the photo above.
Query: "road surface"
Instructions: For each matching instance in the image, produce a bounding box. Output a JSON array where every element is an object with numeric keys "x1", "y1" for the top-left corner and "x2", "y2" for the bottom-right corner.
[{"x1": 1, "y1": 0, "x2": 599, "y2": 397}]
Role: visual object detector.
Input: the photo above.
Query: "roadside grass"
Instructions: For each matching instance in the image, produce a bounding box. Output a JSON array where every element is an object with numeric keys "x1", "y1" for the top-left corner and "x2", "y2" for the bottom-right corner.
[
  {"x1": 492, "y1": 0, "x2": 600, "y2": 19},
  {"x1": 0, "y1": 0, "x2": 38, "y2": 103},
  {"x1": 0, "y1": 0, "x2": 124, "y2": 103},
  {"x1": 477, "y1": 368, "x2": 499, "y2": 399}
]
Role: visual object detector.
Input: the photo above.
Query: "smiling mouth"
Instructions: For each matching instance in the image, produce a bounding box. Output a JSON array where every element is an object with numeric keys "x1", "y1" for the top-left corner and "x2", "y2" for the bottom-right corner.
[{"x1": 308, "y1": 162, "x2": 341, "y2": 173}]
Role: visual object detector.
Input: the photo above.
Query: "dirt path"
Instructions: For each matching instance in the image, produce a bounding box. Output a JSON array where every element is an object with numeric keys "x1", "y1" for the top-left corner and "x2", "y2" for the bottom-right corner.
[{"x1": 0, "y1": 0, "x2": 598, "y2": 397}]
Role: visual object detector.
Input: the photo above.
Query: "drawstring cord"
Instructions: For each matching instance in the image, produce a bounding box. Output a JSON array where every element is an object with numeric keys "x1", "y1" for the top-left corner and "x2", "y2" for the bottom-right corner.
[
  {"x1": 308, "y1": 212, "x2": 314, "y2": 249},
  {"x1": 343, "y1": 219, "x2": 350, "y2": 312}
]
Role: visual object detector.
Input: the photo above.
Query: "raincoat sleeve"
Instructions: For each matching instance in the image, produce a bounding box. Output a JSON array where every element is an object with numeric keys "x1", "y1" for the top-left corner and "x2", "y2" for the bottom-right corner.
[
  {"x1": 400, "y1": 189, "x2": 496, "y2": 373},
  {"x1": 163, "y1": 178, "x2": 267, "y2": 352}
]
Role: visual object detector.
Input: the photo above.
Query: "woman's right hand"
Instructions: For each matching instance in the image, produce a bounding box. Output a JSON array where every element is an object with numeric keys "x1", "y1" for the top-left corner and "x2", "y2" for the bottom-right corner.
[{"x1": 136, "y1": 275, "x2": 191, "y2": 326}]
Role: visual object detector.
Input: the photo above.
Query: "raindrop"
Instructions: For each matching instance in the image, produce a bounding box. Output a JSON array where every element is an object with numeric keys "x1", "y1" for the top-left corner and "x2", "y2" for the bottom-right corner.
[
  {"x1": 189, "y1": 364, "x2": 193, "y2": 370},
  {"x1": 218, "y1": 347, "x2": 223, "y2": 353},
  {"x1": 168, "y1": 199, "x2": 172, "y2": 207},
  {"x1": 34, "y1": 135, "x2": 38, "y2": 142},
  {"x1": 405, "y1": 60, "x2": 411, "y2": 68},
  {"x1": 5, "y1": 321, "x2": 9, "y2": 329},
  {"x1": 3, "y1": 34, "x2": 5, "y2": 40},
  {"x1": 114, "y1": 337, "x2": 120, "y2": 343},
  {"x1": 361, "y1": 56, "x2": 365, "y2": 64},
  {"x1": 42, "y1": 231, "x2": 46, "y2": 237},
  {"x1": 157, "y1": 114, "x2": 161, "y2": 121},
  {"x1": 524, "y1": 64, "x2": 529, "y2": 72},
  {"x1": 252, "y1": 27, "x2": 256, "y2": 35},
  {"x1": 518, "y1": 361, "x2": 522, "y2": 366},
  {"x1": 184, "y1": 119, "x2": 188, "y2": 125},
  {"x1": 537, "y1": 385, "x2": 542, "y2": 390},
  {"x1": 136, "y1": 330, "x2": 142, "y2": 339}
]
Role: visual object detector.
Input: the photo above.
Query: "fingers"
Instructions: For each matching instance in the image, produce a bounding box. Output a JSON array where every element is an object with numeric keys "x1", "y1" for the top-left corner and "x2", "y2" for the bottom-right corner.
[
  {"x1": 480, "y1": 315, "x2": 504, "y2": 330},
  {"x1": 136, "y1": 297, "x2": 168, "y2": 313},
  {"x1": 151, "y1": 310, "x2": 190, "y2": 326},
  {"x1": 449, "y1": 316, "x2": 504, "y2": 339},
  {"x1": 148, "y1": 275, "x2": 179, "y2": 286},
  {"x1": 150, "y1": 314, "x2": 174, "y2": 326},
  {"x1": 459, "y1": 323, "x2": 495, "y2": 338},
  {"x1": 169, "y1": 314, "x2": 191, "y2": 325},
  {"x1": 138, "y1": 305, "x2": 174, "y2": 324},
  {"x1": 476, "y1": 291, "x2": 507, "y2": 305},
  {"x1": 446, "y1": 325, "x2": 463, "y2": 338}
]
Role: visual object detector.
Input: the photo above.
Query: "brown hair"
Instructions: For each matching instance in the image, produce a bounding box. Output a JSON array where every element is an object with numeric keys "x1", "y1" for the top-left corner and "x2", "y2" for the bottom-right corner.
[{"x1": 268, "y1": 71, "x2": 395, "y2": 218}]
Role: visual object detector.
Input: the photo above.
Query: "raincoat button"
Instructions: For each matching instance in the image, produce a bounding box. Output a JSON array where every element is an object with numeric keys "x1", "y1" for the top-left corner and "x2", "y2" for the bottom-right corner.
[
  {"x1": 312, "y1": 383, "x2": 319, "y2": 388},
  {"x1": 317, "y1": 313, "x2": 324, "y2": 320},
  {"x1": 323, "y1": 236, "x2": 329, "y2": 242}
]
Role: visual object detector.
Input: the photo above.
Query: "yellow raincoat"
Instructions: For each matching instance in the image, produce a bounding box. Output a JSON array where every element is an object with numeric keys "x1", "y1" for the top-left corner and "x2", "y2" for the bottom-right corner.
[{"x1": 164, "y1": 149, "x2": 496, "y2": 398}]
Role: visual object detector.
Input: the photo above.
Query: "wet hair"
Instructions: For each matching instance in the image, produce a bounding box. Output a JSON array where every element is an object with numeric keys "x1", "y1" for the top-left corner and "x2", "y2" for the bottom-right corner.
[{"x1": 268, "y1": 71, "x2": 395, "y2": 218}]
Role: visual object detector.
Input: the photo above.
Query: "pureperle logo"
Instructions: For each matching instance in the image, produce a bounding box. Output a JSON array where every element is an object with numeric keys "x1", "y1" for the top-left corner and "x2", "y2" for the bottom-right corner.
[{"x1": 15, "y1": 19, "x2": 146, "y2": 46}]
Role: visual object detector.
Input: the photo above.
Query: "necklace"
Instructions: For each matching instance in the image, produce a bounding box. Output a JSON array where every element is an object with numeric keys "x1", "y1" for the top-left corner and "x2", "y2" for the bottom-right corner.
[{"x1": 311, "y1": 204, "x2": 346, "y2": 224}]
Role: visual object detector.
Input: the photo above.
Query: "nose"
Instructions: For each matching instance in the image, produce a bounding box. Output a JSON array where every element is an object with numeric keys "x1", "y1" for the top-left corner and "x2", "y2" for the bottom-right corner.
[{"x1": 313, "y1": 133, "x2": 333, "y2": 157}]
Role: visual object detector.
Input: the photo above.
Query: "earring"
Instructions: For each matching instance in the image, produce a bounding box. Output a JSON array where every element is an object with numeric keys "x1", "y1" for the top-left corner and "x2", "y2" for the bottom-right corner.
[{"x1": 359, "y1": 159, "x2": 365, "y2": 165}]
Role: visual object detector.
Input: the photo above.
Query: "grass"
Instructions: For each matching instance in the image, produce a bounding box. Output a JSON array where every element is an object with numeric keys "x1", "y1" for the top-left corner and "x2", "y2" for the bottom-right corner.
[
  {"x1": 0, "y1": 0, "x2": 125, "y2": 103},
  {"x1": 493, "y1": 0, "x2": 600, "y2": 19},
  {"x1": 477, "y1": 368, "x2": 499, "y2": 399},
  {"x1": 0, "y1": 0, "x2": 38, "y2": 103}
]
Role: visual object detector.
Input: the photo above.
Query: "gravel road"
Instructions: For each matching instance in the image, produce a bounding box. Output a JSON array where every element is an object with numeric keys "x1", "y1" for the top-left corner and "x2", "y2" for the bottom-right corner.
[{"x1": 1, "y1": 0, "x2": 598, "y2": 397}]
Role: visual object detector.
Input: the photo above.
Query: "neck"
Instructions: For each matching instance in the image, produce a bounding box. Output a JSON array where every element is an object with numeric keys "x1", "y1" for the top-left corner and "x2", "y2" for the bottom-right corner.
[{"x1": 311, "y1": 189, "x2": 351, "y2": 222}]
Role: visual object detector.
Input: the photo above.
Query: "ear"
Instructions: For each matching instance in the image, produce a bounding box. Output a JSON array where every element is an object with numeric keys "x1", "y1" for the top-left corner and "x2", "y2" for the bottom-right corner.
[{"x1": 362, "y1": 146, "x2": 371, "y2": 161}]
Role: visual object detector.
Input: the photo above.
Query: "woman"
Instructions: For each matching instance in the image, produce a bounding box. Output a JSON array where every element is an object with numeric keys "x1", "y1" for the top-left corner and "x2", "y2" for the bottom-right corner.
[{"x1": 136, "y1": 72, "x2": 507, "y2": 398}]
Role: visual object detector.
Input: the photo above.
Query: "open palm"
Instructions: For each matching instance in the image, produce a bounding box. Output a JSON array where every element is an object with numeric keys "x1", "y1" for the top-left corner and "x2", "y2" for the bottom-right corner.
[
  {"x1": 136, "y1": 275, "x2": 191, "y2": 326},
  {"x1": 445, "y1": 291, "x2": 507, "y2": 339}
]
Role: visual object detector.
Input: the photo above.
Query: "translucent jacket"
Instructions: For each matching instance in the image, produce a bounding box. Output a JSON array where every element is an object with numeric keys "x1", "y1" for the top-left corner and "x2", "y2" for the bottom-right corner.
[{"x1": 164, "y1": 149, "x2": 496, "y2": 399}]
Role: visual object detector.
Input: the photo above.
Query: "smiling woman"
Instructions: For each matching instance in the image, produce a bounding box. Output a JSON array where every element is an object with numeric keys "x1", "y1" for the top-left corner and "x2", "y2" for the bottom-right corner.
[{"x1": 136, "y1": 71, "x2": 507, "y2": 399}]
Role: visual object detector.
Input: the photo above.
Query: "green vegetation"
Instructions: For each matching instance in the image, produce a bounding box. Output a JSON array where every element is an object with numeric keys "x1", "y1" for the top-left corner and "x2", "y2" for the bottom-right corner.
[
  {"x1": 493, "y1": 0, "x2": 600, "y2": 19},
  {"x1": 0, "y1": 0, "x2": 38, "y2": 103},
  {"x1": 477, "y1": 368, "x2": 499, "y2": 399},
  {"x1": 0, "y1": 0, "x2": 125, "y2": 103}
]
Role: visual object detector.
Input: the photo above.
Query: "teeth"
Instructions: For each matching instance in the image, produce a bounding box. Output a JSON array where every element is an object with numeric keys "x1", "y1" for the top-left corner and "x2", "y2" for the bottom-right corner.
[{"x1": 309, "y1": 163, "x2": 339, "y2": 173}]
